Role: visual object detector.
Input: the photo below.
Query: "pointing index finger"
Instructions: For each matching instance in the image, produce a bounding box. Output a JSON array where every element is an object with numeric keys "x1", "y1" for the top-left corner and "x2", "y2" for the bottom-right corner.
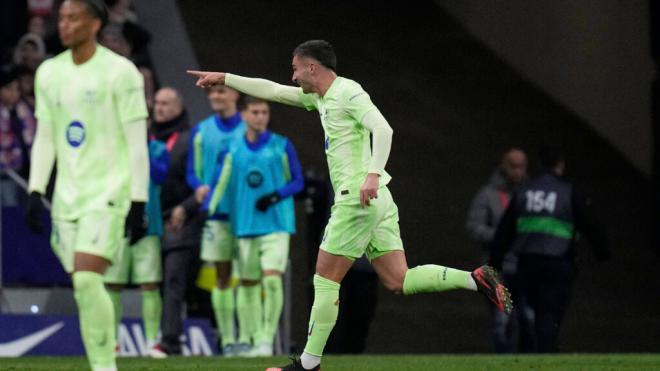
[{"x1": 186, "y1": 70, "x2": 206, "y2": 77}]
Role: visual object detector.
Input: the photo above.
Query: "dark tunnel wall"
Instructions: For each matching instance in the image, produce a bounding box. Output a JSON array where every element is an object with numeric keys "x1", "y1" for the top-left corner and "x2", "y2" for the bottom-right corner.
[{"x1": 178, "y1": 0, "x2": 659, "y2": 352}]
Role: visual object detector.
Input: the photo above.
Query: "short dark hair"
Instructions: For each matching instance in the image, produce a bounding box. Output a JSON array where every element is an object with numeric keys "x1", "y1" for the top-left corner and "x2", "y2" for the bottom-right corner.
[
  {"x1": 539, "y1": 145, "x2": 565, "y2": 170},
  {"x1": 293, "y1": 40, "x2": 337, "y2": 71},
  {"x1": 240, "y1": 96, "x2": 269, "y2": 110}
]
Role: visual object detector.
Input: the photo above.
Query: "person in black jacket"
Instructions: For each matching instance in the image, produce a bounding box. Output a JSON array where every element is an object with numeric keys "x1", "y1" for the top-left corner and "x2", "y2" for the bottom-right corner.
[
  {"x1": 150, "y1": 87, "x2": 204, "y2": 356},
  {"x1": 490, "y1": 146, "x2": 610, "y2": 353}
]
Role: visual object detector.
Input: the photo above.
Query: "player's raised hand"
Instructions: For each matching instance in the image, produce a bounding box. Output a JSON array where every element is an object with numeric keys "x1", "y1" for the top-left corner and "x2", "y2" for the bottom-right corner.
[
  {"x1": 186, "y1": 70, "x2": 226, "y2": 88},
  {"x1": 360, "y1": 173, "x2": 380, "y2": 208}
]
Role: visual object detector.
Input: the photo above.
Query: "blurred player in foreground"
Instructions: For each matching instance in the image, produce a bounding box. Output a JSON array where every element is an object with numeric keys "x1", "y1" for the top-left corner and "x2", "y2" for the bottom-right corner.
[
  {"x1": 25, "y1": 1, "x2": 149, "y2": 370},
  {"x1": 188, "y1": 39, "x2": 512, "y2": 371}
]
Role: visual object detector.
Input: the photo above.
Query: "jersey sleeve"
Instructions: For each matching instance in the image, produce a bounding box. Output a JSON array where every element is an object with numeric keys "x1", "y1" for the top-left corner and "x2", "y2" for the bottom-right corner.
[
  {"x1": 114, "y1": 62, "x2": 148, "y2": 124},
  {"x1": 34, "y1": 62, "x2": 53, "y2": 124},
  {"x1": 186, "y1": 125, "x2": 203, "y2": 189},
  {"x1": 298, "y1": 91, "x2": 318, "y2": 112},
  {"x1": 344, "y1": 85, "x2": 377, "y2": 123},
  {"x1": 276, "y1": 139, "x2": 305, "y2": 199}
]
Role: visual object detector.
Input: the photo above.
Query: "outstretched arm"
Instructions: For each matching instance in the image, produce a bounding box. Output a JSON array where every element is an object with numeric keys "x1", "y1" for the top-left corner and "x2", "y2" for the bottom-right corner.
[{"x1": 187, "y1": 71, "x2": 305, "y2": 108}]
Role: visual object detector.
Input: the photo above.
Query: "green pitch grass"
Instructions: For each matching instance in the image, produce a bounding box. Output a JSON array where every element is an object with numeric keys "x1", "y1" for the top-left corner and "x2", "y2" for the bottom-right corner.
[{"x1": 1, "y1": 354, "x2": 659, "y2": 370}]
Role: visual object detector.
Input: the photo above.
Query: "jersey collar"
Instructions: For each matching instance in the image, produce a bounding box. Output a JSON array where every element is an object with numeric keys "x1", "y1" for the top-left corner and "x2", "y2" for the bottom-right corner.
[
  {"x1": 214, "y1": 111, "x2": 242, "y2": 132},
  {"x1": 245, "y1": 130, "x2": 271, "y2": 151}
]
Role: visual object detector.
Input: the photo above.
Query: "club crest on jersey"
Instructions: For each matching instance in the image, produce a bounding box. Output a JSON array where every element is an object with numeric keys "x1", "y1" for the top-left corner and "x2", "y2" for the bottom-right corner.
[
  {"x1": 66, "y1": 121, "x2": 85, "y2": 147},
  {"x1": 246, "y1": 170, "x2": 264, "y2": 188}
]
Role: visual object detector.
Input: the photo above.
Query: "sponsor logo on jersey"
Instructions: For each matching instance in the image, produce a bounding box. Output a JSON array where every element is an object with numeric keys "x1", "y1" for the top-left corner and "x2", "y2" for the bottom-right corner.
[
  {"x1": 246, "y1": 170, "x2": 264, "y2": 188},
  {"x1": 66, "y1": 121, "x2": 85, "y2": 147}
]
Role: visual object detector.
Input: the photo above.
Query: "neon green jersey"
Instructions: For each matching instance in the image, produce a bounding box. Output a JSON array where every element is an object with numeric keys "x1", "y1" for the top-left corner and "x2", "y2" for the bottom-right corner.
[
  {"x1": 299, "y1": 77, "x2": 391, "y2": 202},
  {"x1": 34, "y1": 45, "x2": 148, "y2": 220}
]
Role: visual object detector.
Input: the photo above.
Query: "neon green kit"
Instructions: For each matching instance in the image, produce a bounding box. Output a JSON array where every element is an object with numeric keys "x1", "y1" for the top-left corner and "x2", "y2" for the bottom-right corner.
[
  {"x1": 298, "y1": 77, "x2": 402, "y2": 260},
  {"x1": 34, "y1": 45, "x2": 147, "y2": 219},
  {"x1": 33, "y1": 45, "x2": 148, "y2": 268}
]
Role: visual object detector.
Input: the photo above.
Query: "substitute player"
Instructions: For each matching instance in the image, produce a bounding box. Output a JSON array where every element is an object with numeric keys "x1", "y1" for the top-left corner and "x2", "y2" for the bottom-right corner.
[
  {"x1": 186, "y1": 84, "x2": 245, "y2": 355},
  {"x1": 188, "y1": 40, "x2": 512, "y2": 371},
  {"x1": 205, "y1": 97, "x2": 304, "y2": 357},
  {"x1": 104, "y1": 138, "x2": 168, "y2": 358},
  {"x1": 25, "y1": 1, "x2": 149, "y2": 370}
]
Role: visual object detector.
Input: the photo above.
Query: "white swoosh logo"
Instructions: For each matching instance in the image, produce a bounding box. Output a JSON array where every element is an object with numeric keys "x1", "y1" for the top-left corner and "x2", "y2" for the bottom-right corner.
[{"x1": 0, "y1": 322, "x2": 65, "y2": 356}]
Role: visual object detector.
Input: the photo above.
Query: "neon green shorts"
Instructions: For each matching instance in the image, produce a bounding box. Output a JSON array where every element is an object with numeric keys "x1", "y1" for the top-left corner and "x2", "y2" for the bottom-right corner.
[
  {"x1": 51, "y1": 211, "x2": 125, "y2": 273},
  {"x1": 200, "y1": 220, "x2": 237, "y2": 263},
  {"x1": 237, "y1": 233, "x2": 290, "y2": 280},
  {"x1": 320, "y1": 186, "x2": 404, "y2": 261},
  {"x1": 104, "y1": 235, "x2": 162, "y2": 284}
]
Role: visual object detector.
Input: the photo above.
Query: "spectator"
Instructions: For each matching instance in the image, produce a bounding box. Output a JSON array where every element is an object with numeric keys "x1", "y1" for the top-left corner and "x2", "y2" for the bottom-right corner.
[
  {"x1": 151, "y1": 87, "x2": 204, "y2": 356},
  {"x1": 27, "y1": 16, "x2": 47, "y2": 39},
  {"x1": 0, "y1": 66, "x2": 36, "y2": 206},
  {"x1": 99, "y1": 23, "x2": 155, "y2": 110},
  {"x1": 490, "y1": 146, "x2": 610, "y2": 352},
  {"x1": 105, "y1": 0, "x2": 138, "y2": 24},
  {"x1": 466, "y1": 147, "x2": 532, "y2": 352},
  {"x1": 27, "y1": 0, "x2": 55, "y2": 18},
  {"x1": 99, "y1": 23, "x2": 131, "y2": 58},
  {"x1": 13, "y1": 33, "x2": 46, "y2": 70},
  {"x1": 103, "y1": 0, "x2": 151, "y2": 71},
  {"x1": 14, "y1": 65, "x2": 35, "y2": 109}
]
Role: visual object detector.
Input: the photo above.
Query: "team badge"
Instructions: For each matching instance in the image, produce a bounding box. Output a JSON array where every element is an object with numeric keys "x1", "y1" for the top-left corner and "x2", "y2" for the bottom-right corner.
[{"x1": 246, "y1": 170, "x2": 264, "y2": 188}]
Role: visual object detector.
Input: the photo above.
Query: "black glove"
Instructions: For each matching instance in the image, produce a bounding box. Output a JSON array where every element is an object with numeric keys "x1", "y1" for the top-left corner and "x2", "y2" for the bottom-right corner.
[
  {"x1": 125, "y1": 201, "x2": 147, "y2": 245},
  {"x1": 25, "y1": 191, "x2": 45, "y2": 234},
  {"x1": 256, "y1": 191, "x2": 281, "y2": 212}
]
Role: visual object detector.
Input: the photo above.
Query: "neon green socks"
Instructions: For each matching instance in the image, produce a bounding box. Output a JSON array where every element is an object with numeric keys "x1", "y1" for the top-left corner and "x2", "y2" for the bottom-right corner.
[
  {"x1": 73, "y1": 271, "x2": 116, "y2": 370},
  {"x1": 257, "y1": 275, "x2": 283, "y2": 345},
  {"x1": 211, "y1": 287, "x2": 236, "y2": 346},
  {"x1": 402, "y1": 265, "x2": 473, "y2": 295},
  {"x1": 236, "y1": 285, "x2": 263, "y2": 344},
  {"x1": 303, "y1": 274, "x2": 340, "y2": 357},
  {"x1": 142, "y1": 289, "x2": 162, "y2": 343}
]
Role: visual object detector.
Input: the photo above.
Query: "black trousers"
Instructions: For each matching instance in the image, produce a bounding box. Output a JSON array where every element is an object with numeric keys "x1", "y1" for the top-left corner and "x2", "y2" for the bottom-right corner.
[
  {"x1": 160, "y1": 245, "x2": 200, "y2": 353},
  {"x1": 518, "y1": 255, "x2": 575, "y2": 353}
]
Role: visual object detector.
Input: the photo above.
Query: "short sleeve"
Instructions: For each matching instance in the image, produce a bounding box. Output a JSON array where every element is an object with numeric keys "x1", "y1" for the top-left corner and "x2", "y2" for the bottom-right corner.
[
  {"x1": 298, "y1": 91, "x2": 318, "y2": 112},
  {"x1": 114, "y1": 62, "x2": 148, "y2": 124},
  {"x1": 34, "y1": 63, "x2": 52, "y2": 124},
  {"x1": 344, "y1": 86, "x2": 377, "y2": 123}
]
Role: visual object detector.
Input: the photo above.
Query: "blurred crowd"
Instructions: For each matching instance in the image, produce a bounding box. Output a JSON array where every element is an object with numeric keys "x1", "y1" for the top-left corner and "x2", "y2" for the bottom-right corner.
[{"x1": 0, "y1": 0, "x2": 155, "y2": 185}]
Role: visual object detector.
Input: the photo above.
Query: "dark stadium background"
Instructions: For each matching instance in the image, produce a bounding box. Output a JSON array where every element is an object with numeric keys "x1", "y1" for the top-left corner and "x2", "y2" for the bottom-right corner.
[{"x1": 175, "y1": 0, "x2": 659, "y2": 353}]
